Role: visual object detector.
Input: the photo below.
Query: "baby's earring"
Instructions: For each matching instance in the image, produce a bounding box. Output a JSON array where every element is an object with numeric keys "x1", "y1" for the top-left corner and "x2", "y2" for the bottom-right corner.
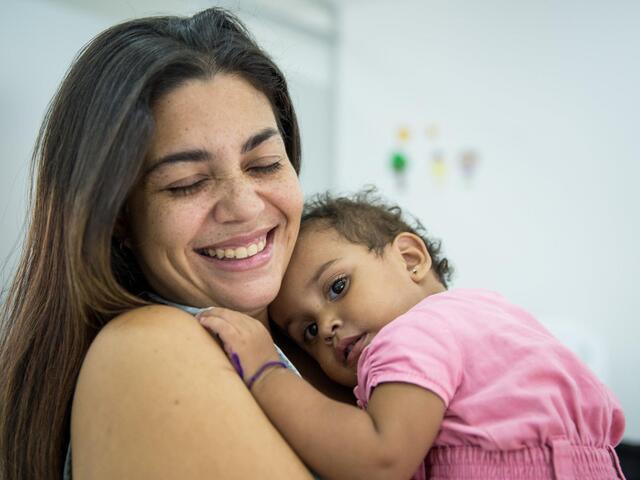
[{"x1": 411, "y1": 266, "x2": 418, "y2": 274}]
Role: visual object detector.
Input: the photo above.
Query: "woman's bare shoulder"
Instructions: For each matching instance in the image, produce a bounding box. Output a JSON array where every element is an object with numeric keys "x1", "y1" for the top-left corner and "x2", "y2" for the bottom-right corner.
[
  {"x1": 75, "y1": 304, "x2": 231, "y2": 391},
  {"x1": 71, "y1": 305, "x2": 311, "y2": 479},
  {"x1": 99, "y1": 303, "x2": 212, "y2": 341}
]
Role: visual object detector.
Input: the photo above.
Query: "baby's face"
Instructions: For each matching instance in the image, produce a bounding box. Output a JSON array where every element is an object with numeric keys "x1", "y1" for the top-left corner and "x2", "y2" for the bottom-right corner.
[{"x1": 270, "y1": 226, "x2": 419, "y2": 386}]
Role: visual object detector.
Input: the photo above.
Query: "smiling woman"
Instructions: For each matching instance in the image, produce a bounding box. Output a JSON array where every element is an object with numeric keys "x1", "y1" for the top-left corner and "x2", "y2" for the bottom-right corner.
[
  {"x1": 127, "y1": 75, "x2": 303, "y2": 315},
  {"x1": 0, "y1": 8, "x2": 321, "y2": 480}
]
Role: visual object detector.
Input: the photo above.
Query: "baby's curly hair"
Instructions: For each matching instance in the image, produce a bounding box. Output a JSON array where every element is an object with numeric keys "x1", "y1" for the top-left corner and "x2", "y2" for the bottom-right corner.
[{"x1": 300, "y1": 187, "x2": 453, "y2": 288}]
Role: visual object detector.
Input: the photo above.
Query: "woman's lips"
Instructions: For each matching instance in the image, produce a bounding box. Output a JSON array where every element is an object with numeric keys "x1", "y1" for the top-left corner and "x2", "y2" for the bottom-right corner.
[
  {"x1": 196, "y1": 226, "x2": 273, "y2": 253},
  {"x1": 196, "y1": 228, "x2": 276, "y2": 272}
]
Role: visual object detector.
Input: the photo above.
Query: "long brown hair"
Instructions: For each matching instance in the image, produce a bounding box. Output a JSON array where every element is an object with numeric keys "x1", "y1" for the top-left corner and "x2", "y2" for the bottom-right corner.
[{"x1": 0, "y1": 8, "x2": 301, "y2": 479}]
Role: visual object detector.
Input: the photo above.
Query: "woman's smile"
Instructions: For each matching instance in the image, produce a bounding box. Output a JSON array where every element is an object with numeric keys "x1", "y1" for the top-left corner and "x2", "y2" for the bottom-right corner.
[
  {"x1": 127, "y1": 74, "x2": 303, "y2": 314},
  {"x1": 194, "y1": 227, "x2": 276, "y2": 272}
]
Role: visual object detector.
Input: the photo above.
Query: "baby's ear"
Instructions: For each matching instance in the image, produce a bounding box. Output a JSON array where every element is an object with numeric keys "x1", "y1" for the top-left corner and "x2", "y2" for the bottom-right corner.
[{"x1": 392, "y1": 232, "x2": 432, "y2": 281}]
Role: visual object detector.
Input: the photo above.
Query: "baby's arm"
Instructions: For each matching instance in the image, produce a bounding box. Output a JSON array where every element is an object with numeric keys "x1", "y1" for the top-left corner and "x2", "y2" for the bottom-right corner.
[{"x1": 199, "y1": 308, "x2": 445, "y2": 480}]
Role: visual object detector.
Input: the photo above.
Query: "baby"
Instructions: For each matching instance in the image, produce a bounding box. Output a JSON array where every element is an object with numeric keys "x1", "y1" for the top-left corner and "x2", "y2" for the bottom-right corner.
[{"x1": 199, "y1": 190, "x2": 626, "y2": 480}]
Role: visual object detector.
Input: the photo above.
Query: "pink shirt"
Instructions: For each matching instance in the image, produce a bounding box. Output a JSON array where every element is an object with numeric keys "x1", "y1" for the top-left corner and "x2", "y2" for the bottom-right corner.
[{"x1": 354, "y1": 289, "x2": 625, "y2": 479}]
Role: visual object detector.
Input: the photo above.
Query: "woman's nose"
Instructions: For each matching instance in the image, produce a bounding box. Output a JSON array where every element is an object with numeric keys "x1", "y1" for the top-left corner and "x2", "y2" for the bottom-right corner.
[{"x1": 211, "y1": 176, "x2": 265, "y2": 224}]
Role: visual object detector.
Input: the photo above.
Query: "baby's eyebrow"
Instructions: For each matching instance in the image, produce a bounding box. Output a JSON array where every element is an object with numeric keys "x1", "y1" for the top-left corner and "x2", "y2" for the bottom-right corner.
[
  {"x1": 281, "y1": 316, "x2": 304, "y2": 341},
  {"x1": 308, "y1": 258, "x2": 340, "y2": 288},
  {"x1": 279, "y1": 317, "x2": 293, "y2": 334}
]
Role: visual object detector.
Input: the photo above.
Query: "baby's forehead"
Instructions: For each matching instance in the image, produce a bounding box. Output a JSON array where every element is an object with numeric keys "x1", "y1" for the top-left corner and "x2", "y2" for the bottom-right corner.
[
  {"x1": 295, "y1": 223, "x2": 357, "y2": 250},
  {"x1": 298, "y1": 221, "x2": 338, "y2": 240}
]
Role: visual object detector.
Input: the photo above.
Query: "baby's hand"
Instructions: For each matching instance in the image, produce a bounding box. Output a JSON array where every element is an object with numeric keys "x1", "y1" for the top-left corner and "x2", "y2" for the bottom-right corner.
[{"x1": 197, "y1": 307, "x2": 281, "y2": 387}]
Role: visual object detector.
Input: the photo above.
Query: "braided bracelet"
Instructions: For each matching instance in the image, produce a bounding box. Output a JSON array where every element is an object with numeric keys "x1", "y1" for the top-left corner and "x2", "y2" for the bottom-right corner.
[{"x1": 247, "y1": 360, "x2": 287, "y2": 390}]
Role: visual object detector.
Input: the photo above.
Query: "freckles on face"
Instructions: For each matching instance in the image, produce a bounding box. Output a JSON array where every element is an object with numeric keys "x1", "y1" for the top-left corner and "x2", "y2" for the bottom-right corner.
[{"x1": 125, "y1": 74, "x2": 302, "y2": 313}]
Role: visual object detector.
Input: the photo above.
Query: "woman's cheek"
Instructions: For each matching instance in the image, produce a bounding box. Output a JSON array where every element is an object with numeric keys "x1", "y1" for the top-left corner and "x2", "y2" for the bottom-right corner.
[{"x1": 143, "y1": 197, "x2": 207, "y2": 247}]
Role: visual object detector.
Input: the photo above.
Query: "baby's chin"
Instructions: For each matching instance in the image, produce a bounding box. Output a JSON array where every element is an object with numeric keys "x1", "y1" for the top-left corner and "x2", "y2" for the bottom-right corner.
[{"x1": 325, "y1": 367, "x2": 358, "y2": 388}]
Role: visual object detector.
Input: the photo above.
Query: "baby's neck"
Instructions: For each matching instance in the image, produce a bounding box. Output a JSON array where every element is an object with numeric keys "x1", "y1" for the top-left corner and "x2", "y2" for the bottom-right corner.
[{"x1": 419, "y1": 273, "x2": 448, "y2": 303}]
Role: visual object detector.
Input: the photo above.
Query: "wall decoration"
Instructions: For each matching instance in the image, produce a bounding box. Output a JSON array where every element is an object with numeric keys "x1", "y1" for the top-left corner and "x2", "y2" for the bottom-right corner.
[
  {"x1": 459, "y1": 149, "x2": 479, "y2": 185},
  {"x1": 386, "y1": 123, "x2": 481, "y2": 190},
  {"x1": 425, "y1": 123, "x2": 439, "y2": 141},
  {"x1": 430, "y1": 150, "x2": 447, "y2": 186},
  {"x1": 389, "y1": 126, "x2": 411, "y2": 190},
  {"x1": 397, "y1": 126, "x2": 411, "y2": 142}
]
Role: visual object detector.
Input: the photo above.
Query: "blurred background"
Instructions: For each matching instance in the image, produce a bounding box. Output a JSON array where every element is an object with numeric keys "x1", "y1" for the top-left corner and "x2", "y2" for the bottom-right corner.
[{"x1": 1, "y1": 0, "x2": 638, "y2": 463}]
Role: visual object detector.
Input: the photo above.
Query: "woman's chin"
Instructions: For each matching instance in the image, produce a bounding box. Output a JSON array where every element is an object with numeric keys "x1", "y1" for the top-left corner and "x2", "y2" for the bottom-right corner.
[{"x1": 213, "y1": 287, "x2": 278, "y2": 319}]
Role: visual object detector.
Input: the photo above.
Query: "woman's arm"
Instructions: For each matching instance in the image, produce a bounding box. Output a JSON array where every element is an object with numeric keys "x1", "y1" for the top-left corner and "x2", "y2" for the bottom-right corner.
[
  {"x1": 70, "y1": 305, "x2": 313, "y2": 480},
  {"x1": 200, "y1": 308, "x2": 445, "y2": 480}
]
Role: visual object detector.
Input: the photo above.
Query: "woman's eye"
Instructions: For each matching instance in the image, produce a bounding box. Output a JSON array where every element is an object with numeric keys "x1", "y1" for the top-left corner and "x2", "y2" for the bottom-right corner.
[
  {"x1": 166, "y1": 179, "x2": 207, "y2": 196},
  {"x1": 327, "y1": 276, "x2": 348, "y2": 301},
  {"x1": 303, "y1": 323, "x2": 318, "y2": 343},
  {"x1": 249, "y1": 161, "x2": 283, "y2": 175}
]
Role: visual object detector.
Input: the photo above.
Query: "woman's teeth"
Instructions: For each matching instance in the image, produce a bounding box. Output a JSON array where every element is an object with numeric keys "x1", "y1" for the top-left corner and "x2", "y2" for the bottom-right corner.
[{"x1": 203, "y1": 239, "x2": 266, "y2": 260}]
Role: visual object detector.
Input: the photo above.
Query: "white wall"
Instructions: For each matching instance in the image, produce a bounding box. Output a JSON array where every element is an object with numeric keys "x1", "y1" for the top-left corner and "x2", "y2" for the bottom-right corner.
[
  {"x1": 0, "y1": 0, "x2": 114, "y2": 289},
  {"x1": 0, "y1": 0, "x2": 335, "y2": 288},
  {"x1": 336, "y1": 0, "x2": 640, "y2": 441}
]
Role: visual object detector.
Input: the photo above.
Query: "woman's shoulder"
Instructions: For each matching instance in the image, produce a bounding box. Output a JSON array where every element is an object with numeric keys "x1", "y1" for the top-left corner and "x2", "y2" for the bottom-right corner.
[
  {"x1": 75, "y1": 304, "x2": 229, "y2": 400},
  {"x1": 99, "y1": 303, "x2": 208, "y2": 339},
  {"x1": 70, "y1": 305, "x2": 312, "y2": 478},
  {"x1": 79, "y1": 304, "x2": 228, "y2": 377}
]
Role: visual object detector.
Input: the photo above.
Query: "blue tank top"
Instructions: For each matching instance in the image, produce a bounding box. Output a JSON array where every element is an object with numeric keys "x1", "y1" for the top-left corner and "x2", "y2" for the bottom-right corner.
[{"x1": 63, "y1": 296, "x2": 306, "y2": 479}]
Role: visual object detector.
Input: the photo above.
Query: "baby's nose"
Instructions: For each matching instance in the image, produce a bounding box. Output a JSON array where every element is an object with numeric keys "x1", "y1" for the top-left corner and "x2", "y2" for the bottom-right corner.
[{"x1": 320, "y1": 316, "x2": 341, "y2": 344}]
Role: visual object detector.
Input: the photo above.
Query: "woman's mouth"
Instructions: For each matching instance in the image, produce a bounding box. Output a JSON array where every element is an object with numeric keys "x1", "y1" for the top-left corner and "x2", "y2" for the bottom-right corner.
[
  {"x1": 198, "y1": 236, "x2": 267, "y2": 260},
  {"x1": 195, "y1": 228, "x2": 276, "y2": 271}
]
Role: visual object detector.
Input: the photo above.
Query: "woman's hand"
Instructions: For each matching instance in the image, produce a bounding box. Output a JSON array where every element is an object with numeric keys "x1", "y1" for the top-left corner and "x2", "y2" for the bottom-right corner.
[{"x1": 197, "y1": 308, "x2": 282, "y2": 387}]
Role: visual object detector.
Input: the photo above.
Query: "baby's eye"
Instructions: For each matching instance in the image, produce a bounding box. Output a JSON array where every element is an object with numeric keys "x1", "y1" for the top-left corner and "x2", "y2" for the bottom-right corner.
[
  {"x1": 303, "y1": 322, "x2": 318, "y2": 343},
  {"x1": 327, "y1": 276, "x2": 348, "y2": 301}
]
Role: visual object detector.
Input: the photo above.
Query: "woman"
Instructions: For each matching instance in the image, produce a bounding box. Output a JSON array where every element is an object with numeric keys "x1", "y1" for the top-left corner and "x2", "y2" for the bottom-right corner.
[{"x1": 0, "y1": 8, "x2": 345, "y2": 479}]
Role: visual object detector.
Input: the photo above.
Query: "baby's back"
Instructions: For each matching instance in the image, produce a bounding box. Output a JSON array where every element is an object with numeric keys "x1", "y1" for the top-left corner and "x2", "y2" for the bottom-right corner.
[
  {"x1": 418, "y1": 289, "x2": 624, "y2": 449},
  {"x1": 356, "y1": 288, "x2": 625, "y2": 479}
]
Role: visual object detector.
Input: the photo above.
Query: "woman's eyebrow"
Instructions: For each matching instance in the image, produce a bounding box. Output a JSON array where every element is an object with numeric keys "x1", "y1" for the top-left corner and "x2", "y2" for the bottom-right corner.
[
  {"x1": 241, "y1": 127, "x2": 280, "y2": 154},
  {"x1": 145, "y1": 148, "x2": 211, "y2": 177},
  {"x1": 144, "y1": 127, "x2": 280, "y2": 178}
]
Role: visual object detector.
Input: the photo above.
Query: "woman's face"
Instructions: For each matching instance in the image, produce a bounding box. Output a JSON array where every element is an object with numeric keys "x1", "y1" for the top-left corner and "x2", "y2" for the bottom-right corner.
[{"x1": 127, "y1": 74, "x2": 303, "y2": 320}]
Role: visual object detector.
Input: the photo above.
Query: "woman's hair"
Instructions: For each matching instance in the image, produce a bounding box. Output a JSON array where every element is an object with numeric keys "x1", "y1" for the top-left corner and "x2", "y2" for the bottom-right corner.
[
  {"x1": 0, "y1": 8, "x2": 300, "y2": 479},
  {"x1": 301, "y1": 188, "x2": 453, "y2": 287}
]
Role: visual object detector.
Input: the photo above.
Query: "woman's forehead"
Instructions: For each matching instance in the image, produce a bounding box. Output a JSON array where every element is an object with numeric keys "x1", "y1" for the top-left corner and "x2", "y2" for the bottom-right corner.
[{"x1": 147, "y1": 74, "x2": 277, "y2": 161}]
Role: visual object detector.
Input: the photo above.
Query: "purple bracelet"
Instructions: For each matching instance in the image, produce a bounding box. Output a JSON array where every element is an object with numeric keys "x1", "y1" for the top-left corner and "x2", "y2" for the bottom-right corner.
[
  {"x1": 230, "y1": 352, "x2": 244, "y2": 380},
  {"x1": 247, "y1": 360, "x2": 287, "y2": 390}
]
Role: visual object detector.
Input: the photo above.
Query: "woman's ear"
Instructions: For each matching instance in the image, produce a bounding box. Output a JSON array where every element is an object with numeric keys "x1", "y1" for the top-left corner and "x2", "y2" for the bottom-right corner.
[{"x1": 392, "y1": 232, "x2": 432, "y2": 282}]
